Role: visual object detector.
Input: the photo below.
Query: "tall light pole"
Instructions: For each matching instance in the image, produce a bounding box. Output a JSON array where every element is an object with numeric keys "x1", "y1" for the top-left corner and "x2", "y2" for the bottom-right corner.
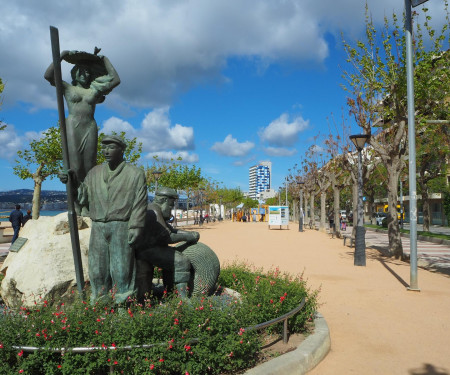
[
  {"x1": 285, "y1": 176, "x2": 288, "y2": 206},
  {"x1": 152, "y1": 170, "x2": 163, "y2": 193},
  {"x1": 297, "y1": 181, "x2": 304, "y2": 232},
  {"x1": 350, "y1": 134, "x2": 370, "y2": 266},
  {"x1": 219, "y1": 195, "x2": 223, "y2": 221},
  {"x1": 405, "y1": 0, "x2": 426, "y2": 291}
]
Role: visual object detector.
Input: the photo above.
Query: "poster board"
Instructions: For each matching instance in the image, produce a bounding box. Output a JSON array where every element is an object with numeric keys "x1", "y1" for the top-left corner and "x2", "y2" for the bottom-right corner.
[{"x1": 268, "y1": 206, "x2": 289, "y2": 228}]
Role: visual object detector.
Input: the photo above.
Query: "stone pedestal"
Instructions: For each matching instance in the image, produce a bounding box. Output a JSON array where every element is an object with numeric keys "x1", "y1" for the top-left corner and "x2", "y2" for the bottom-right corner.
[{"x1": 0, "y1": 213, "x2": 91, "y2": 308}]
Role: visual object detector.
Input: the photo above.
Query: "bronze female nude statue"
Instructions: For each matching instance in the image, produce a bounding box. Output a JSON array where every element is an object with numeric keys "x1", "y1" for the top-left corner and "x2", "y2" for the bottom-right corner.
[{"x1": 44, "y1": 48, "x2": 121, "y2": 188}]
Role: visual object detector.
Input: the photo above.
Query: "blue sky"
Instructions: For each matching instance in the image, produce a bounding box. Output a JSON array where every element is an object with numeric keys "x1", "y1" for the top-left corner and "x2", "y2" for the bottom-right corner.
[{"x1": 0, "y1": 0, "x2": 446, "y2": 193}]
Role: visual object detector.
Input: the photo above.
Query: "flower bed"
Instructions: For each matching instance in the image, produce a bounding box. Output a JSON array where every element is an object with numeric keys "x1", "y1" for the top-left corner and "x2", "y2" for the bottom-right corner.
[{"x1": 0, "y1": 262, "x2": 318, "y2": 374}]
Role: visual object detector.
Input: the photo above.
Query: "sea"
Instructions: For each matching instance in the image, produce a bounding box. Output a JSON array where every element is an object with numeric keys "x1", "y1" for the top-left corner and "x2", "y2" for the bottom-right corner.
[{"x1": 0, "y1": 210, "x2": 66, "y2": 222}]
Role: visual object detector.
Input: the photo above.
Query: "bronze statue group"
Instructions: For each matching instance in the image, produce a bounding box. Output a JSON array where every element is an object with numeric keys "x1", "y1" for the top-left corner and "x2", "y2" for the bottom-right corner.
[{"x1": 51, "y1": 48, "x2": 219, "y2": 305}]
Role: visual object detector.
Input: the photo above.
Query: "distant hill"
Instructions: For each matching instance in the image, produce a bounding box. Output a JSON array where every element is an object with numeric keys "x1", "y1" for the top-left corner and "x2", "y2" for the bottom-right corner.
[{"x1": 0, "y1": 189, "x2": 67, "y2": 203}]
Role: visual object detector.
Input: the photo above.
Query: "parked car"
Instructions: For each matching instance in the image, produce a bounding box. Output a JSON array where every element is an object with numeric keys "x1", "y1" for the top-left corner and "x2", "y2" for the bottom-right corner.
[{"x1": 373, "y1": 212, "x2": 387, "y2": 226}]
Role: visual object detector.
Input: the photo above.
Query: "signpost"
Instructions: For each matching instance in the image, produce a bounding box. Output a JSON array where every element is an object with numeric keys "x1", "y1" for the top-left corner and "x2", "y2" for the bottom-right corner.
[{"x1": 268, "y1": 206, "x2": 289, "y2": 229}]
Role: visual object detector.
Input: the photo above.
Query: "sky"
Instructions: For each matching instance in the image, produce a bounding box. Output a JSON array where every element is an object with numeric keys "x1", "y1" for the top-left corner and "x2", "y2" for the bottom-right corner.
[{"x1": 0, "y1": 0, "x2": 447, "y2": 193}]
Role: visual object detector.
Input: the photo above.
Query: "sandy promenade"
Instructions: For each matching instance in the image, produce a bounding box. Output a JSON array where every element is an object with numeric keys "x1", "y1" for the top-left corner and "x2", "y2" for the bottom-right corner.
[{"x1": 196, "y1": 220, "x2": 450, "y2": 375}]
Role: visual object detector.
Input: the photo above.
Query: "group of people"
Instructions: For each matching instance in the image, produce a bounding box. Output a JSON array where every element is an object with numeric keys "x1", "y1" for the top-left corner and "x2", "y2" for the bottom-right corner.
[{"x1": 8, "y1": 205, "x2": 32, "y2": 244}]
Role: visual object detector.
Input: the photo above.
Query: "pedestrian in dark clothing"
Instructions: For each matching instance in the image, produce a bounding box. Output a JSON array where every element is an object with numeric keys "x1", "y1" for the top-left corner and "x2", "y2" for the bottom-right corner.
[
  {"x1": 23, "y1": 210, "x2": 32, "y2": 226},
  {"x1": 9, "y1": 205, "x2": 23, "y2": 243},
  {"x1": 328, "y1": 212, "x2": 335, "y2": 233}
]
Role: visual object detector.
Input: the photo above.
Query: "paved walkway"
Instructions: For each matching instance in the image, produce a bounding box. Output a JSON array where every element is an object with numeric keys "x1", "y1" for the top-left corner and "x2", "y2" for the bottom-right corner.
[
  {"x1": 365, "y1": 229, "x2": 450, "y2": 274},
  {"x1": 196, "y1": 220, "x2": 450, "y2": 375}
]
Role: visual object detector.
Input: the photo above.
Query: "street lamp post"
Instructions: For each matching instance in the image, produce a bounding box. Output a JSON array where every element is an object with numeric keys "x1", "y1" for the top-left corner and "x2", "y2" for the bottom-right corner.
[
  {"x1": 152, "y1": 170, "x2": 163, "y2": 193},
  {"x1": 219, "y1": 195, "x2": 223, "y2": 221},
  {"x1": 405, "y1": 0, "x2": 426, "y2": 291},
  {"x1": 350, "y1": 134, "x2": 370, "y2": 266},
  {"x1": 297, "y1": 181, "x2": 304, "y2": 232}
]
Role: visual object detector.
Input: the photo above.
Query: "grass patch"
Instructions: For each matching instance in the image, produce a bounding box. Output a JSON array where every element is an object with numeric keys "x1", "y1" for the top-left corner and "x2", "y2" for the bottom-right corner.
[
  {"x1": 364, "y1": 224, "x2": 450, "y2": 241},
  {"x1": 0, "y1": 262, "x2": 318, "y2": 375}
]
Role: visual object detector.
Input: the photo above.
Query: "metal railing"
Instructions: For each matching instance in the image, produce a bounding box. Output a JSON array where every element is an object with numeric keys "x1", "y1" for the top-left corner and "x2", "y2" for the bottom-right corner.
[{"x1": 13, "y1": 297, "x2": 306, "y2": 353}]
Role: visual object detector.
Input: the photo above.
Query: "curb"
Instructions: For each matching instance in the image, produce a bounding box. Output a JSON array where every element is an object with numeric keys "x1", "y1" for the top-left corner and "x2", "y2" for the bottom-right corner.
[{"x1": 244, "y1": 312, "x2": 331, "y2": 375}]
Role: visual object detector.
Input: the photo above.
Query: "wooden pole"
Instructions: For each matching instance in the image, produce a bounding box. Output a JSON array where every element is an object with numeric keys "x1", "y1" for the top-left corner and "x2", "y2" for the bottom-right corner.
[{"x1": 49, "y1": 26, "x2": 85, "y2": 298}]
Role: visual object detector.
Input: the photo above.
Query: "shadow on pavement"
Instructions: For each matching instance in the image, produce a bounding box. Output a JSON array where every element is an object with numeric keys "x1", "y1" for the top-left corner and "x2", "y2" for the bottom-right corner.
[{"x1": 409, "y1": 363, "x2": 449, "y2": 375}]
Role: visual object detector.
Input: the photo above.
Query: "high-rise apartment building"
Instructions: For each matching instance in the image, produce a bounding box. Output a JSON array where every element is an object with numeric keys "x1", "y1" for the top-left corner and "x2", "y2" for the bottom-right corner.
[{"x1": 249, "y1": 161, "x2": 271, "y2": 199}]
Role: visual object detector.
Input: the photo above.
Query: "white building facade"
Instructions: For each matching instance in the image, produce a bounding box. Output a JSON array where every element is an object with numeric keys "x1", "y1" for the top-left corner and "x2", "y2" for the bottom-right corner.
[{"x1": 249, "y1": 161, "x2": 272, "y2": 200}]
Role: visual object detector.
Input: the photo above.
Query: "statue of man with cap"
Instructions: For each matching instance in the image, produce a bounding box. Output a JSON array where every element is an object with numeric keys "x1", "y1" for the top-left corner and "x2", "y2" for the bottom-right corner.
[
  {"x1": 135, "y1": 187, "x2": 199, "y2": 299},
  {"x1": 60, "y1": 135, "x2": 147, "y2": 304}
]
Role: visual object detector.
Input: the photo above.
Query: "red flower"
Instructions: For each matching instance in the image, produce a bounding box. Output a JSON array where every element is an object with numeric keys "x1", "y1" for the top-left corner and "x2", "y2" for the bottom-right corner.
[
  {"x1": 150, "y1": 364, "x2": 155, "y2": 370},
  {"x1": 270, "y1": 299, "x2": 274, "y2": 304},
  {"x1": 18, "y1": 350, "x2": 23, "y2": 357},
  {"x1": 114, "y1": 361, "x2": 118, "y2": 365},
  {"x1": 57, "y1": 365, "x2": 62, "y2": 369},
  {"x1": 19, "y1": 370, "x2": 24, "y2": 374},
  {"x1": 0, "y1": 343, "x2": 3, "y2": 349},
  {"x1": 159, "y1": 358, "x2": 164, "y2": 362}
]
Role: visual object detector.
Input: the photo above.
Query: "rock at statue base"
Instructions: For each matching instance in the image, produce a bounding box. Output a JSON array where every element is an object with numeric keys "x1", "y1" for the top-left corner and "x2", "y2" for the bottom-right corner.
[{"x1": 0, "y1": 213, "x2": 91, "y2": 309}]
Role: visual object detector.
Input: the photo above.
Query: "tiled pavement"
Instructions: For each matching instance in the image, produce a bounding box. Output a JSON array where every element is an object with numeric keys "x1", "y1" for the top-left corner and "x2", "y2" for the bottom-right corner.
[
  {"x1": 365, "y1": 229, "x2": 450, "y2": 273},
  {"x1": 1, "y1": 226, "x2": 449, "y2": 272}
]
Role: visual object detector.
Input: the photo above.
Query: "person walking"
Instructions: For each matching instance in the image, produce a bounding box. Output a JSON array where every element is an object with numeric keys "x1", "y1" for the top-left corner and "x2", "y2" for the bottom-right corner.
[
  {"x1": 23, "y1": 210, "x2": 32, "y2": 226},
  {"x1": 9, "y1": 204, "x2": 23, "y2": 243}
]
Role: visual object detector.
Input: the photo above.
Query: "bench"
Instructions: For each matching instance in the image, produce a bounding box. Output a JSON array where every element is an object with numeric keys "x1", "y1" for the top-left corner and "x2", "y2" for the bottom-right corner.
[
  {"x1": 327, "y1": 229, "x2": 335, "y2": 239},
  {"x1": 0, "y1": 226, "x2": 13, "y2": 244},
  {"x1": 343, "y1": 234, "x2": 354, "y2": 247}
]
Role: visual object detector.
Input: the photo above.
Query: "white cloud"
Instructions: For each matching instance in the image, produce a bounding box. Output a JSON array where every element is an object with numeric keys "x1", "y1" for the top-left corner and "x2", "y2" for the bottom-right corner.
[
  {"x1": 309, "y1": 144, "x2": 324, "y2": 155},
  {"x1": 145, "y1": 151, "x2": 199, "y2": 163},
  {"x1": 264, "y1": 147, "x2": 297, "y2": 157},
  {"x1": 233, "y1": 156, "x2": 255, "y2": 166},
  {"x1": 211, "y1": 134, "x2": 254, "y2": 157},
  {"x1": 3, "y1": 0, "x2": 437, "y2": 111},
  {"x1": 100, "y1": 107, "x2": 195, "y2": 153},
  {"x1": 0, "y1": 125, "x2": 23, "y2": 160},
  {"x1": 101, "y1": 117, "x2": 136, "y2": 135},
  {"x1": 259, "y1": 114, "x2": 309, "y2": 147}
]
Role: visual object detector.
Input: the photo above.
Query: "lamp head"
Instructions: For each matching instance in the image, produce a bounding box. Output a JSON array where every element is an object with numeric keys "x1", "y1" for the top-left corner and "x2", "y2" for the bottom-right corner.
[{"x1": 349, "y1": 134, "x2": 370, "y2": 151}]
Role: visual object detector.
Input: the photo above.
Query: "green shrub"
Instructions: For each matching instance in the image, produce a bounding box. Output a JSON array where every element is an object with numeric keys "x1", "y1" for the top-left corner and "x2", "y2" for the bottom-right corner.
[{"x1": 0, "y1": 263, "x2": 318, "y2": 374}]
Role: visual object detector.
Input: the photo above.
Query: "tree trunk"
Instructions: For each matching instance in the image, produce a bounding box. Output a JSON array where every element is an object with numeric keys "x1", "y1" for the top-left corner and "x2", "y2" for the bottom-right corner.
[
  {"x1": 331, "y1": 174, "x2": 341, "y2": 238},
  {"x1": 32, "y1": 176, "x2": 43, "y2": 219},
  {"x1": 310, "y1": 193, "x2": 315, "y2": 229},
  {"x1": 421, "y1": 186, "x2": 431, "y2": 232},
  {"x1": 320, "y1": 192, "x2": 326, "y2": 232},
  {"x1": 304, "y1": 192, "x2": 309, "y2": 225},
  {"x1": 387, "y1": 171, "x2": 403, "y2": 259}
]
